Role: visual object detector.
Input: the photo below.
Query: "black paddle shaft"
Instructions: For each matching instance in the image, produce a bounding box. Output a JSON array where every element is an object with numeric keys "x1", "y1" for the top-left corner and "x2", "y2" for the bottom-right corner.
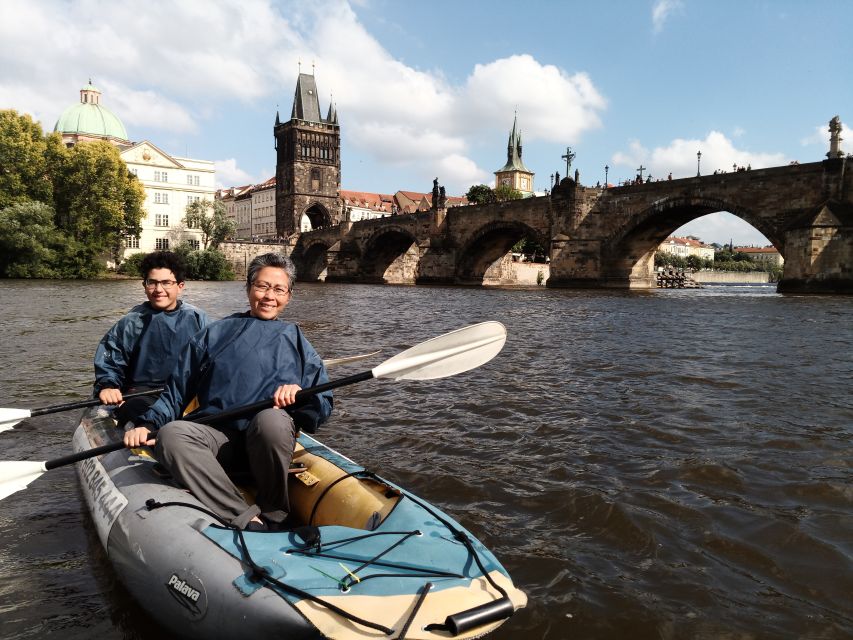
[
  {"x1": 43, "y1": 371, "x2": 375, "y2": 471},
  {"x1": 31, "y1": 388, "x2": 163, "y2": 418}
]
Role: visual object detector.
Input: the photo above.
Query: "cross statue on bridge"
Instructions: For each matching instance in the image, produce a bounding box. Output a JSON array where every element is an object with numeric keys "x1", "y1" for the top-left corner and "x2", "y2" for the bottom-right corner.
[
  {"x1": 636, "y1": 165, "x2": 647, "y2": 180},
  {"x1": 562, "y1": 147, "x2": 576, "y2": 177}
]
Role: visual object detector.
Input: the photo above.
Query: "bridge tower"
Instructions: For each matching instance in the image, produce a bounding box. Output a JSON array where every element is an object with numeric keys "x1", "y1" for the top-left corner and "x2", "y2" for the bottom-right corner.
[
  {"x1": 494, "y1": 114, "x2": 535, "y2": 196},
  {"x1": 274, "y1": 71, "x2": 342, "y2": 236}
]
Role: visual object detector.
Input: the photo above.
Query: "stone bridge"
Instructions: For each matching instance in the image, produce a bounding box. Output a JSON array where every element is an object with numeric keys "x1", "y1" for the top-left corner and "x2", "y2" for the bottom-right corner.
[{"x1": 237, "y1": 158, "x2": 852, "y2": 293}]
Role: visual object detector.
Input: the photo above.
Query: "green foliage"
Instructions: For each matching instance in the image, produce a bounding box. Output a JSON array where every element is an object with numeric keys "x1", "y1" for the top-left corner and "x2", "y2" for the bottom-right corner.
[
  {"x1": 184, "y1": 199, "x2": 236, "y2": 250},
  {"x1": 494, "y1": 184, "x2": 523, "y2": 202},
  {"x1": 117, "y1": 252, "x2": 147, "y2": 277},
  {"x1": 51, "y1": 140, "x2": 145, "y2": 261},
  {"x1": 511, "y1": 237, "x2": 547, "y2": 261},
  {"x1": 0, "y1": 201, "x2": 64, "y2": 277},
  {"x1": 173, "y1": 243, "x2": 235, "y2": 280},
  {"x1": 0, "y1": 110, "x2": 56, "y2": 210},
  {"x1": 465, "y1": 184, "x2": 496, "y2": 205},
  {"x1": 0, "y1": 111, "x2": 145, "y2": 278}
]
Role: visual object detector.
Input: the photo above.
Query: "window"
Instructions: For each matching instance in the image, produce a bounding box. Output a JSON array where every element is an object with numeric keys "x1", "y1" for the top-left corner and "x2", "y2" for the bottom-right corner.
[
  {"x1": 125, "y1": 235, "x2": 139, "y2": 249},
  {"x1": 130, "y1": 168, "x2": 138, "y2": 176},
  {"x1": 154, "y1": 171, "x2": 160, "y2": 182},
  {"x1": 311, "y1": 168, "x2": 320, "y2": 191},
  {"x1": 162, "y1": 193, "x2": 169, "y2": 204},
  {"x1": 187, "y1": 175, "x2": 193, "y2": 185},
  {"x1": 162, "y1": 171, "x2": 168, "y2": 183},
  {"x1": 155, "y1": 238, "x2": 169, "y2": 250},
  {"x1": 194, "y1": 175, "x2": 199, "y2": 186},
  {"x1": 155, "y1": 214, "x2": 169, "y2": 227},
  {"x1": 187, "y1": 239, "x2": 200, "y2": 250},
  {"x1": 187, "y1": 195, "x2": 200, "y2": 204},
  {"x1": 154, "y1": 193, "x2": 161, "y2": 204}
]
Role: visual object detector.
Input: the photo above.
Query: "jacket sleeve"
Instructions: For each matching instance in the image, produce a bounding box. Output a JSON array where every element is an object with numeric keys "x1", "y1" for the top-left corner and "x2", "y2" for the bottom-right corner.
[
  {"x1": 289, "y1": 328, "x2": 333, "y2": 433},
  {"x1": 93, "y1": 313, "x2": 143, "y2": 394},
  {"x1": 136, "y1": 330, "x2": 208, "y2": 430}
]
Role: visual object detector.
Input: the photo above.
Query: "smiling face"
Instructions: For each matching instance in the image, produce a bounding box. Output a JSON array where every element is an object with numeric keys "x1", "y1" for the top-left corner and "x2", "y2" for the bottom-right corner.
[
  {"x1": 248, "y1": 266, "x2": 292, "y2": 320},
  {"x1": 143, "y1": 267, "x2": 184, "y2": 311}
]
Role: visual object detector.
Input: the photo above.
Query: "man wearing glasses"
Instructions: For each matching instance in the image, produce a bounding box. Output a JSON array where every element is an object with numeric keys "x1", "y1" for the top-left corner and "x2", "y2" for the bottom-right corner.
[
  {"x1": 128, "y1": 253, "x2": 333, "y2": 532},
  {"x1": 94, "y1": 251, "x2": 208, "y2": 427}
]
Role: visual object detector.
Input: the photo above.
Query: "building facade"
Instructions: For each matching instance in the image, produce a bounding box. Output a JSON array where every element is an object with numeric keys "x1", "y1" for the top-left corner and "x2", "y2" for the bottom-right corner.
[
  {"x1": 274, "y1": 72, "x2": 342, "y2": 236},
  {"x1": 251, "y1": 177, "x2": 277, "y2": 239},
  {"x1": 735, "y1": 246, "x2": 784, "y2": 266},
  {"x1": 658, "y1": 236, "x2": 715, "y2": 261},
  {"x1": 54, "y1": 82, "x2": 215, "y2": 258}
]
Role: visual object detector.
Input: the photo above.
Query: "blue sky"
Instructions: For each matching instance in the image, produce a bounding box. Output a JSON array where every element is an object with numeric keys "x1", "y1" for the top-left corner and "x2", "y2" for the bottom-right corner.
[{"x1": 2, "y1": 0, "x2": 851, "y2": 245}]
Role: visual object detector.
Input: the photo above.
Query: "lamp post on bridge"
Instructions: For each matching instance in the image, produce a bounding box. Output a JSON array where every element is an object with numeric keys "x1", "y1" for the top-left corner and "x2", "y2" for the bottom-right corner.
[
  {"x1": 696, "y1": 150, "x2": 702, "y2": 177},
  {"x1": 604, "y1": 164, "x2": 609, "y2": 188}
]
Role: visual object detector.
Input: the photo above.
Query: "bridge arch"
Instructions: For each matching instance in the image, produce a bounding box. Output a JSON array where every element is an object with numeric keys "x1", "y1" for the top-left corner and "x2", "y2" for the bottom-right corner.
[
  {"x1": 605, "y1": 195, "x2": 781, "y2": 286},
  {"x1": 291, "y1": 237, "x2": 332, "y2": 282},
  {"x1": 300, "y1": 202, "x2": 331, "y2": 231},
  {"x1": 456, "y1": 220, "x2": 549, "y2": 285},
  {"x1": 359, "y1": 226, "x2": 420, "y2": 284}
]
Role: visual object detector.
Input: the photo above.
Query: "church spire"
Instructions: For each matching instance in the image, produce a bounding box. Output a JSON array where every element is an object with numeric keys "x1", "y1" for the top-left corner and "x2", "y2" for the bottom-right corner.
[{"x1": 499, "y1": 112, "x2": 529, "y2": 172}]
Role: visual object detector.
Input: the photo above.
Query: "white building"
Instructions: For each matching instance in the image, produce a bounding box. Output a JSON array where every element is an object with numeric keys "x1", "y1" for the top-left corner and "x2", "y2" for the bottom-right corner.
[
  {"x1": 658, "y1": 236, "x2": 715, "y2": 261},
  {"x1": 54, "y1": 82, "x2": 216, "y2": 258},
  {"x1": 120, "y1": 142, "x2": 215, "y2": 255},
  {"x1": 251, "y1": 177, "x2": 277, "y2": 239},
  {"x1": 735, "y1": 246, "x2": 784, "y2": 267}
]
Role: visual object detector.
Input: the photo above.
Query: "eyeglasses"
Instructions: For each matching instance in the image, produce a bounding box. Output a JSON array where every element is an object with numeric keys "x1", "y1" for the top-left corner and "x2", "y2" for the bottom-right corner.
[
  {"x1": 252, "y1": 282, "x2": 291, "y2": 298},
  {"x1": 143, "y1": 279, "x2": 178, "y2": 289}
]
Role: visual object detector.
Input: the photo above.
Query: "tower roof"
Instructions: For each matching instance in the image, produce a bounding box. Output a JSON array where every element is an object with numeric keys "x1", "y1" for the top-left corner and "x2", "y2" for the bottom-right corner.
[
  {"x1": 291, "y1": 73, "x2": 323, "y2": 122},
  {"x1": 54, "y1": 81, "x2": 129, "y2": 142},
  {"x1": 496, "y1": 113, "x2": 530, "y2": 173}
]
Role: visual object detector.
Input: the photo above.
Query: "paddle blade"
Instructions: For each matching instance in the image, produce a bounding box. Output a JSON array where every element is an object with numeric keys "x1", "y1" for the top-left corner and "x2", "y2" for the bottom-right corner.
[
  {"x1": 372, "y1": 321, "x2": 507, "y2": 381},
  {"x1": 0, "y1": 409, "x2": 33, "y2": 434},
  {"x1": 0, "y1": 461, "x2": 47, "y2": 501}
]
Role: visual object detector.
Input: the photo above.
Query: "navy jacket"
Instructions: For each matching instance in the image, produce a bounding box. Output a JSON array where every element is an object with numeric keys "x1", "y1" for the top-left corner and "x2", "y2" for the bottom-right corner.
[
  {"x1": 138, "y1": 313, "x2": 333, "y2": 433},
  {"x1": 94, "y1": 301, "x2": 209, "y2": 393}
]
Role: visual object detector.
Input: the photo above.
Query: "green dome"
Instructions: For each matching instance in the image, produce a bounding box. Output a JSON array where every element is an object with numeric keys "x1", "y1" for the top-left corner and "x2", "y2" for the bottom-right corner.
[{"x1": 54, "y1": 82, "x2": 128, "y2": 142}]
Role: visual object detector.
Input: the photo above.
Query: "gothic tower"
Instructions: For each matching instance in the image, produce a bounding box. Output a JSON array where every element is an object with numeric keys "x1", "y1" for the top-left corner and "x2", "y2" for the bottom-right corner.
[
  {"x1": 274, "y1": 72, "x2": 342, "y2": 236},
  {"x1": 494, "y1": 113, "x2": 534, "y2": 196}
]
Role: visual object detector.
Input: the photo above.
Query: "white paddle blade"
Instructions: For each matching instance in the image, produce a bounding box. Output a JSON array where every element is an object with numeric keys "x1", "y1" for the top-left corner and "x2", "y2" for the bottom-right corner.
[
  {"x1": 0, "y1": 461, "x2": 47, "y2": 501},
  {"x1": 0, "y1": 409, "x2": 33, "y2": 434},
  {"x1": 372, "y1": 321, "x2": 507, "y2": 381}
]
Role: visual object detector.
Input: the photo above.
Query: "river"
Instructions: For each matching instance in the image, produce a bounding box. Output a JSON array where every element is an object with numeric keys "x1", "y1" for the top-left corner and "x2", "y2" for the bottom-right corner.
[{"x1": 0, "y1": 280, "x2": 850, "y2": 639}]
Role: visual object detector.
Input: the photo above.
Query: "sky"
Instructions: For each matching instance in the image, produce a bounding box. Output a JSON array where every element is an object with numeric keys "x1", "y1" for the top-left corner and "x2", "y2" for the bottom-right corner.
[{"x1": 2, "y1": 0, "x2": 851, "y2": 246}]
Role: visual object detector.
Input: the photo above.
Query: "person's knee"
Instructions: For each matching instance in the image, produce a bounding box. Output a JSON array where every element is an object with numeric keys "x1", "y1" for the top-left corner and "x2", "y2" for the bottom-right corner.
[
  {"x1": 250, "y1": 409, "x2": 296, "y2": 445},
  {"x1": 154, "y1": 420, "x2": 194, "y2": 460}
]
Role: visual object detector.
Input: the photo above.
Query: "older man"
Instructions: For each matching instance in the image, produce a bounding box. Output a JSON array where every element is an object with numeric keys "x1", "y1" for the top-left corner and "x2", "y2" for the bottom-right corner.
[{"x1": 129, "y1": 253, "x2": 333, "y2": 531}]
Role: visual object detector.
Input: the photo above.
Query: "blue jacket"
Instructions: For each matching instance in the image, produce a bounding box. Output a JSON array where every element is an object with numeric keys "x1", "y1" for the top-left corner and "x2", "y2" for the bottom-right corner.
[
  {"x1": 94, "y1": 301, "x2": 209, "y2": 393},
  {"x1": 138, "y1": 313, "x2": 333, "y2": 433}
]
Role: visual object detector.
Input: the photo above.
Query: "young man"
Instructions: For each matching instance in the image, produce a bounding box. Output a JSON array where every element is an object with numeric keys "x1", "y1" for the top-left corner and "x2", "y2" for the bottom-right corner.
[
  {"x1": 94, "y1": 251, "x2": 208, "y2": 426},
  {"x1": 127, "y1": 253, "x2": 333, "y2": 532}
]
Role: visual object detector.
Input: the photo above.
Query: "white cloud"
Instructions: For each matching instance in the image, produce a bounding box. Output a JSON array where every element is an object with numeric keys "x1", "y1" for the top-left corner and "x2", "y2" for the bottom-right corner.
[
  {"x1": 652, "y1": 0, "x2": 683, "y2": 33},
  {"x1": 458, "y1": 55, "x2": 606, "y2": 141},
  {"x1": 611, "y1": 131, "x2": 788, "y2": 181},
  {"x1": 0, "y1": 0, "x2": 607, "y2": 194},
  {"x1": 676, "y1": 212, "x2": 770, "y2": 247},
  {"x1": 214, "y1": 159, "x2": 266, "y2": 189}
]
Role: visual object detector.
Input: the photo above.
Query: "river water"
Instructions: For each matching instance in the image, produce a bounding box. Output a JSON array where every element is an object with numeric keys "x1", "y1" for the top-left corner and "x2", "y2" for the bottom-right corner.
[{"x1": 0, "y1": 280, "x2": 850, "y2": 639}]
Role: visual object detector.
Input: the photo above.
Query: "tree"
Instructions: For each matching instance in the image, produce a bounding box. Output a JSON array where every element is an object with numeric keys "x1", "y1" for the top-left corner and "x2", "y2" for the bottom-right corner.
[
  {"x1": 184, "y1": 199, "x2": 236, "y2": 250},
  {"x1": 494, "y1": 184, "x2": 523, "y2": 202},
  {"x1": 0, "y1": 110, "x2": 60, "y2": 210},
  {"x1": 465, "y1": 184, "x2": 496, "y2": 205},
  {"x1": 0, "y1": 201, "x2": 64, "y2": 277},
  {"x1": 51, "y1": 140, "x2": 145, "y2": 264}
]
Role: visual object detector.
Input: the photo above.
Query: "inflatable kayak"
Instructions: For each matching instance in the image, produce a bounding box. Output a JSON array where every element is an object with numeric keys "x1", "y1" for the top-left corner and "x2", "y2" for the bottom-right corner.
[{"x1": 72, "y1": 406, "x2": 527, "y2": 638}]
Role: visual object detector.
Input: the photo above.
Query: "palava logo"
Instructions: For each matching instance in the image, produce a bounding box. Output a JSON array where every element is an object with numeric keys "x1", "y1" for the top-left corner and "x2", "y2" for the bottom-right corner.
[{"x1": 165, "y1": 572, "x2": 207, "y2": 619}]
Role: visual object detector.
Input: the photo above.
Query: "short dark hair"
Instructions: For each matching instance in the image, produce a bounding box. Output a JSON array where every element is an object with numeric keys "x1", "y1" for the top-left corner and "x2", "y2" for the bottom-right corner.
[
  {"x1": 139, "y1": 251, "x2": 187, "y2": 283},
  {"x1": 245, "y1": 253, "x2": 297, "y2": 293}
]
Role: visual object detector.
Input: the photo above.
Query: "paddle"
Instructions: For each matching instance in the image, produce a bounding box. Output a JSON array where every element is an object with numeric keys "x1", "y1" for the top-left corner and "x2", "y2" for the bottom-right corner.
[
  {"x1": 0, "y1": 322, "x2": 506, "y2": 502},
  {"x1": 0, "y1": 353, "x2": 380, "y2": 434},
  {"x1": 0, "y1": 388, "x2": 164, "y2": 435}
]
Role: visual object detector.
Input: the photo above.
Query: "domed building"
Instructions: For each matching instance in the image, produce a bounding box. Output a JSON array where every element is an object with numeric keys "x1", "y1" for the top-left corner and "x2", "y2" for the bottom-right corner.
[
  {"x1": 54, "y1": 81, "x2": 130, "y2": 147},
  {"x1": 54, "y1": 81, "x2": 215, "y2": 258}
]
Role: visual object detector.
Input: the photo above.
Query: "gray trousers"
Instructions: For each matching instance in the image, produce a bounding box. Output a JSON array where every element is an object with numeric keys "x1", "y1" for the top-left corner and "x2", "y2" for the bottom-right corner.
[{"x1": 155, "y1": 408, "x2": 297, "y2": 529}]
